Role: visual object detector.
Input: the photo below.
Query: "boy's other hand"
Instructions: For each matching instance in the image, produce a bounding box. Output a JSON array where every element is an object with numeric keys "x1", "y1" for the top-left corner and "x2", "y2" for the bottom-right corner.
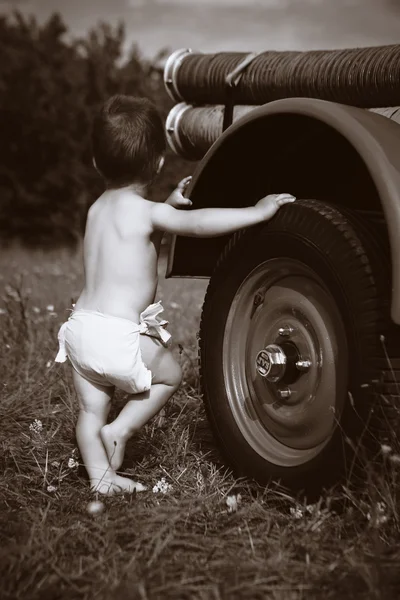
[
  {"x1": 165, "y1": 176, "x2": 193, "y2": 209},
  {"x1": 255, "y1": 193, "x2": 296, "y2": 220}
]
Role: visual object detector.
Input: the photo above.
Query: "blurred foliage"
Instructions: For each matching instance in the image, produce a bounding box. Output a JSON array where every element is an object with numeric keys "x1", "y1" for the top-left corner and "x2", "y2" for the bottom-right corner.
[{"x1": 0, "y1": 11, "x2": 193, "y2": 248}]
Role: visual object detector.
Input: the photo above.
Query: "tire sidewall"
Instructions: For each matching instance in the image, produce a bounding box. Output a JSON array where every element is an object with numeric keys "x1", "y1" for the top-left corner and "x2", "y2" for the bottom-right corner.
[{"x1": 200, "y1": 203, "x2": 384, "y2": 491}]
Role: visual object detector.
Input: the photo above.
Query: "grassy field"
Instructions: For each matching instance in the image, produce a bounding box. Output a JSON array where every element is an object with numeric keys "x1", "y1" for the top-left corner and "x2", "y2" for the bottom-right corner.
[{"x1": 1, "y1": 244, "x2": 399, "y2": 600}]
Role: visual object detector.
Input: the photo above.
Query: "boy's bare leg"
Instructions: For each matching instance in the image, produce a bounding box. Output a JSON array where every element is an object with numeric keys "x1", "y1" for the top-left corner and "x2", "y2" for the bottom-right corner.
[
  {"x1": 101, "y1": 336, "x2": 182, "y2": 471},
  {"x1": 73, "y1": 369, "x2": 147, "y2": 494},
  {"x1": 101, "y1": 382, "x2": 179, "y2": 471}
]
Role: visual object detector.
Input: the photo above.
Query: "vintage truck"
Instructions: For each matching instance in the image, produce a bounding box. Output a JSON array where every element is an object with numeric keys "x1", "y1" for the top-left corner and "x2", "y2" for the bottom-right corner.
[{"x1": 162, "y1": 44, "x2": 400, "y2": 493}]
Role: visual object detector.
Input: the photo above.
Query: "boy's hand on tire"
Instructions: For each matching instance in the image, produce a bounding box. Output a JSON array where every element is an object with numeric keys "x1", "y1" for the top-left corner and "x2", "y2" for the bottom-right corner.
[{"x1": 256, "y1": 193, "x2": 296, "y2": 220}]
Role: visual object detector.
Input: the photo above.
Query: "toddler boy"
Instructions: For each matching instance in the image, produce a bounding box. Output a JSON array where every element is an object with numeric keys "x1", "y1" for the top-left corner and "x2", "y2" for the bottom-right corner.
[{"x1": 55, "y1": 95, "x2": 295, "y2": 495}]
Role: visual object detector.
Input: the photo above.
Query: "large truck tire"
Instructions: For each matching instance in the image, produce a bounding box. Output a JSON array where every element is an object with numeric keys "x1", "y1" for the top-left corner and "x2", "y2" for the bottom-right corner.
[{"x1": 198, "y1": 199, "x2": 397, "y2": 494}]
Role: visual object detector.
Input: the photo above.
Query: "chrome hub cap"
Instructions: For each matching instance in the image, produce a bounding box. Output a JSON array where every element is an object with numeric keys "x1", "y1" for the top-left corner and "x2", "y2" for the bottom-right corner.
[
  {"x1": 255, "y1": 338, "x2": 313, "y2": 383},
  {"x1": 255, "y1": 344, "x2": 287, "y2": 382},
  {"x1": 222, "y1": 258, "x2": 348, "y2": 467}
]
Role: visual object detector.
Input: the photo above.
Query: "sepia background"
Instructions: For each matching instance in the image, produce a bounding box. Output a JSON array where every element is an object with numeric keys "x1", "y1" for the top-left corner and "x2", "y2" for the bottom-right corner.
[
  {"x1": 1, "y1": 4, "x2": 400, "y2": 599},
  {"x1": 0, "y1": 0, "x2": 400, "y2": 247},
  {"x1": 2, "y1": 0, "x2": 400, "y2": 58}
]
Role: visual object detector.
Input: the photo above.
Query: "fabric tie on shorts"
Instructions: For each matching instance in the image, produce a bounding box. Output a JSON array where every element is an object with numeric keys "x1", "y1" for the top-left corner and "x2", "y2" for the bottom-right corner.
[
  {"x1": 54, "y1": 301, "x2": 171, "y2": 364},
  {"x1": 138, "y1": 301, "x2": 172, "y2": 346},
  {"x1": 55, "y1": 321, "x2": 69, "y2": 363}
]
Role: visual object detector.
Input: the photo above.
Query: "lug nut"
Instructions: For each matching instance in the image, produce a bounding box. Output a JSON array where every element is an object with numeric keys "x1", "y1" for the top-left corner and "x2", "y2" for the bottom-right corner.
[
  {"x1": 277, "y1": 388, "x2": 291, "y2": 400},
  {"x1": 296, "y1": 360, "x2": 311, "y2": 371},
  {"x1": 278, "y1": 326, "x2": 294, "y2": 337}
]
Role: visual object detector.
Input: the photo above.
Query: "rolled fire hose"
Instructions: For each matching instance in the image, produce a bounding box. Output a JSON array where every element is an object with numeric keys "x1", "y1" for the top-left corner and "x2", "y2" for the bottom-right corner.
[
  {"x1": 164, "y1": 46, "x2": 400, "y2": 107},
  {"x1": 166, "y1": 102, "x2": 400, "y2": 161},
  {"x1": 166, "y1": 103, "x2": 255, "y2": 160},
  {"x1": 164, "y1": 46, "x2": 400, "y2": 160}
]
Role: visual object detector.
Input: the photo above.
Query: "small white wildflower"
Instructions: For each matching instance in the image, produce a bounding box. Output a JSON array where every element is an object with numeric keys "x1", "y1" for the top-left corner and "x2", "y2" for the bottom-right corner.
[
  {"x1": 290, "y1": 506, "x2": 304, "y2": 519},
  {"x1": 226, "y1": 494, "x2": 242, "y2": 513},
  {"x1": 32, "y1": 306, "x2": 40, "y2": 314},
  {"x1": 47, "y1": 485, "x2": 57, "y2": 493},
  {"x1": 46, "y1": 360, "x2": 52, "y2": 368},
  {"x1": 389, "y1": 454, "x2": 400, "y2": 465},
  {"x1": 51, "y1": 461, "x2": 60, "y2": 468},
  {"x1": 196, "y1": 471, "x2": 205, "y2": 491},
  {"x1": 29, "y1": 419, "x2": 43, "y2": 433},
  {"x1": 170, "y1": 302, "x2": 180, "y2": 309},
  {"x1": 46, "y1": 304, "x2": 54, "y2": 312},
  {"x1": 68, "y1": 457, "x2": 79, "y2": 469},
  {"x1": 381, "y1": 444, "x2": 392, "y2": 455},
  {"x1": 5, "y1": 344, "x2": 10, "y2": 349},
  {"x1": 87, "y1": 500, "x2": 105, "y2": 515},
  {"x1": 0, "y1": 308, "x2": 6, "y2": 315},
  {"x1": 5, "y1": 285, "x2": 20, "y2": 302},
  {"x1": 152, "y1": 477, "x2": 173, "y2": 494},
  {"x1": 367, "y1": 501, "x2": 388, "y2": 527},
  {"x1": 306, "y1": 504, "x2": 322, "y2": 517}
]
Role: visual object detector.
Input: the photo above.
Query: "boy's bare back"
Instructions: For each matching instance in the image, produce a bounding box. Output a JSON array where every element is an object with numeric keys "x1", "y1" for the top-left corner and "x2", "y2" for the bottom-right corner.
[
  {"x1": 75, "y1": 189, "x2": 159, "y2": 323},
  {"x1": 76, "y1": 183, "x2": 297, "y2": 324}
]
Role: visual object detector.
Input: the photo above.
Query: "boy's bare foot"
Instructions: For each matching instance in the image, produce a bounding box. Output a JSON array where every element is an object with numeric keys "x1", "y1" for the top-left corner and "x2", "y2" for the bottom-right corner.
[
  {"x1": 100, "y1": 424, "x2": 127, "y2": 471},
  {"x1": 90, "y1": 474, "x2": 147, "y2": 495}
]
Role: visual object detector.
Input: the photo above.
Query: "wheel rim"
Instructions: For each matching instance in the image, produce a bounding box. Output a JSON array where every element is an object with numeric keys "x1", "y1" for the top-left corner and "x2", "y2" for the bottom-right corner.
[{"x1": 222, "y1": 258, "x2": 349, "y2": 467}]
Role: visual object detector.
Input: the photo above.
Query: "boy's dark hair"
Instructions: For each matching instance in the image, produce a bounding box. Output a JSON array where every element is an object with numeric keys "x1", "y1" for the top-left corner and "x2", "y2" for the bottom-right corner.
[{"x1": 92, "y1": 95, "x2": 166, "y2": 186}]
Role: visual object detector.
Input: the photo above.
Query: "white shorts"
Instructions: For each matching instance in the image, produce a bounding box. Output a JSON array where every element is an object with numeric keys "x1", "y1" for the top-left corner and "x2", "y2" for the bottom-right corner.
[{"x1": 54, "y1": 301, "x2": 171, "y2": 394}]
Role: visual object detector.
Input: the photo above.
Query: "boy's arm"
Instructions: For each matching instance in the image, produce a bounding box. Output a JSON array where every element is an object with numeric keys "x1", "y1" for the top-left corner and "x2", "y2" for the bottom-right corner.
[
  {"x1": 151, "y1": 194, "x2": 295, "y2": 238},
  {"x1": 152, "y1": 204, "x2": 266, "y2": 238}
]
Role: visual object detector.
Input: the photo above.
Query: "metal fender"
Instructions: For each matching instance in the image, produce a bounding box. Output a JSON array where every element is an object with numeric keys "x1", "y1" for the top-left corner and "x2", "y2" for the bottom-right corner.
[{"x1": 166, "y1": 98, "x2": 400, "y2": 323}]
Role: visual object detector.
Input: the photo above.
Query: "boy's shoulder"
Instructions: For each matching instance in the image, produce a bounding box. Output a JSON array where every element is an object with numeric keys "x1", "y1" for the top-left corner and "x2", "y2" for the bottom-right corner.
[
  {"x1": 89, "y1": 190, "x2": 158, "y2": 227},
  {"x1": 94, "y1": 190, "x2": 153, "y2": 212},
  {"x1": 118, "y1": 192, "x2": 155, "y2": 218},
  {"x1": 110, "y1": 191, "x2": 157, "y2": 235}
]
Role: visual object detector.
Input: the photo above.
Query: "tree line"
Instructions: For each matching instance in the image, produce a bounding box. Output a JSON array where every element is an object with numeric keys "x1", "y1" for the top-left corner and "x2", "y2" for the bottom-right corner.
[{"x1": 0, "y1": 11, "x2": 192, "y2": 248}]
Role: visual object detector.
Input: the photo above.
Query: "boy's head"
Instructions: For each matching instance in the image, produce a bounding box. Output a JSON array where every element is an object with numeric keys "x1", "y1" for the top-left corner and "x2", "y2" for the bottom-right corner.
[{"x1": 92, "y1": 95, "x2": 166, "y2": 188}]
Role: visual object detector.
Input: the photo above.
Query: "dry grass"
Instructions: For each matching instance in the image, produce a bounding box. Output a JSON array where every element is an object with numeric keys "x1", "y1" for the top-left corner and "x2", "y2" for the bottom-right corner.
[{"x1": 1, "y1": 244, "x2": 400, "y2": 600}]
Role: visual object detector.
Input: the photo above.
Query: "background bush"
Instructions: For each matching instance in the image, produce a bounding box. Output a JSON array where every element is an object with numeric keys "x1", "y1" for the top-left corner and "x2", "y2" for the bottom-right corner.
[{"x1": 0, "y1": 11, "x2": 192, "y2": 248}]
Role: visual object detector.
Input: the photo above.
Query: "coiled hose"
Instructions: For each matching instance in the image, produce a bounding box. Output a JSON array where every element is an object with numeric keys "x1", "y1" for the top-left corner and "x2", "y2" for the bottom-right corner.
[
  {"x1": 164, "y1": 45, "x2": 400, "y2": 160},
  {"x1": 166, "y1": 103, "x2": 254, "y2": 160},
  {"x1": 166, "y1": 103, "x2": 400, "y2": 161},
  {"x1": 164, "y1": 45, "x2": 400, "y2": 107}
]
